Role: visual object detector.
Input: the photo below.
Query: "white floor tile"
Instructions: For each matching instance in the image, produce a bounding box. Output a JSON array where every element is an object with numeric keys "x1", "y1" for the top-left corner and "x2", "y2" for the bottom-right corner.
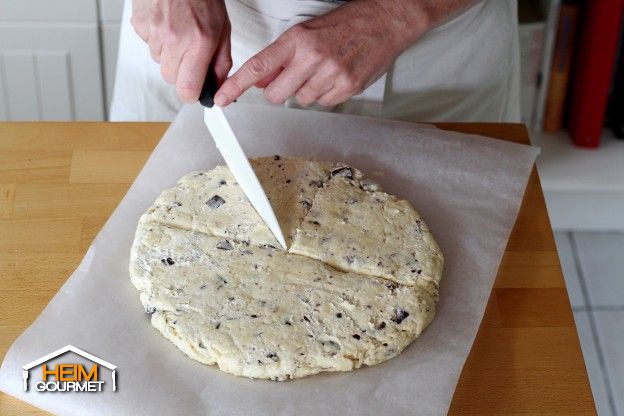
[
  {"x1": 554, "y1": 232, "x2": 586, "y2": 308},
  {"x1": 594, "y1": 311, "x2": 624, "y2": 416},
  {"x1": 574, "y1": 312, "x2": 614, "y2": 416},
  {"x1": 573, "y1": 232, "x2": 624, "y2": 307}
]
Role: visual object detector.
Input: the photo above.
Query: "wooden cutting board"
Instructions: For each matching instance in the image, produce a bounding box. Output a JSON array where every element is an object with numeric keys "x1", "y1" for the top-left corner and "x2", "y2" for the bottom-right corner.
[{"x1": 0, "y1": 122, "x2": 596, "y2": 415}]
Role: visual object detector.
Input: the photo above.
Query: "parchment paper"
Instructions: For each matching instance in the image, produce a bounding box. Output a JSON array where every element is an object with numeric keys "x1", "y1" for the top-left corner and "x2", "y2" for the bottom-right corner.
[{"x1": 0, "y1": 103, "x2": 539, "y2": 415}]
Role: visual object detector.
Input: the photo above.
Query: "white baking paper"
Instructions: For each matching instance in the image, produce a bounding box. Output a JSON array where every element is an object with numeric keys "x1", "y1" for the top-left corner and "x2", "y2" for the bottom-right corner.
[{"x1": 0, "y1": 103, "x2": 539, "y2": 415}]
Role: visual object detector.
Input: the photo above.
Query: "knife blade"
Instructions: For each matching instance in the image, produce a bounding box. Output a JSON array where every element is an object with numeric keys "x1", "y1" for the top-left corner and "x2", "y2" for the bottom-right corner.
[{"x1": 199, "y1": 72, "x2": 287, "y2": 250}]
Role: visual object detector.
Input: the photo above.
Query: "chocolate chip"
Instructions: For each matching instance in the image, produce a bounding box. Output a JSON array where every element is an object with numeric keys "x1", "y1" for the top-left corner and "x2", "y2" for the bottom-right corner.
[
  {"x1": 219, "y1": 180, "x2": 227, "y2": 186},
  {"x1": 383, "y1": 343, "x2": 388, "y2": 347},
  {"x1": 215, "y1": 322, "x2": 221, "y2": 329},
  {"x1": 284, "y1": 320, "x2": 292, "y2": 326},
  {"x1": 391, "y1": 309, "x2": 410, "y2": 324},
  {"x1": 216, "y1": 239, "x2": 234, "y2": 250},
  {"x1": 330, "y1": 166, "x2": 354, "y2": 180},
  {"x1": 273, "y1": 155, "x2": 281, "y2": 160},
  {"x1": 352, "y1": 334, "x2": 361, "y2": 340},
  {"x1": 336, "y1": 313, "x2": 342, "y2": 318},
  {"x1": 344, "y1": 255, "x2": 355, "y2": 265},
  {"x1": 172, "y1": 201, "x2": 182, "y2": 207},
  {"x1": 360, "y1": 179, "x2": 380, "y2": 192},
  {"x1": 207, "y1": 195, "x2": 225, "y2": 208},
  {"x1": 266, "y1": 352, "x2": 279, "y2": 362},
  {"x1": 303, "y1": 316, "x2": 310, "y2": 322},
  {"x1": 250, "y1": 314, "x2": 258, "y2": 318},
  {"x1": 376, "y1": 321, "x2": 386, "y2": 330},
  {"x1": 308, "y1": 220, "x2": 321, "y2": 226},
  {"x1": 161, "y1": 257, "x2": 175, "y2": 265},
  {"x1": 198, "y1": 341, "x2": 206, "y2": 349},
  {"x1": 285, "y1": 179, "x2": 291, "y2": 184}
]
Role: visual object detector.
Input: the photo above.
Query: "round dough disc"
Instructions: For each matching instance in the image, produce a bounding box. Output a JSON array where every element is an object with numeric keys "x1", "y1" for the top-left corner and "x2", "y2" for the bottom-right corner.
[{"x1": 130, "y1": 157, "x2": 443, "y2": 381}]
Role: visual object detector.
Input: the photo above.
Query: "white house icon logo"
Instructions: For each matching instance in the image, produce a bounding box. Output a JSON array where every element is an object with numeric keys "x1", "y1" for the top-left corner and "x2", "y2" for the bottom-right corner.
[{"x1": 22, "y1": 345, "x2": 117, "y2": 393}]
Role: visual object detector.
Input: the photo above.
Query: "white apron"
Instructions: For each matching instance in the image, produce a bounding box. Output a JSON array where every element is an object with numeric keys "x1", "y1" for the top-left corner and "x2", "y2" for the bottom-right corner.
[{"x1": 110, "y1": 0, "x2": 520, "y2": 122}]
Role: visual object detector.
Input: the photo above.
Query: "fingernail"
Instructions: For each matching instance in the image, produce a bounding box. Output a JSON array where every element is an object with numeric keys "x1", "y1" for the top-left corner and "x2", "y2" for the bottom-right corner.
[{"x1": 214, "y1": 92, "x2": 229, "y2": 107}]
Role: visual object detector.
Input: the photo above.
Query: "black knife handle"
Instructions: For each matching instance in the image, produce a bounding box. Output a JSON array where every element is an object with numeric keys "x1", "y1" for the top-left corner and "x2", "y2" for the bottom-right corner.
[{"x1": 199, "y1": 68, "x2": 219, "y2": 108}]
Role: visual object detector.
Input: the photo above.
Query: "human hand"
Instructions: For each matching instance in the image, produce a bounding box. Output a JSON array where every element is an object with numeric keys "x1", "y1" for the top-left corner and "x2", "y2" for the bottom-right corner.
[
  {"x1": 131, "y1": 0, "x2": 232, "y2": 102},
  {"x1": 214, "y1": 1, "x2": 414, "y2": 107}
]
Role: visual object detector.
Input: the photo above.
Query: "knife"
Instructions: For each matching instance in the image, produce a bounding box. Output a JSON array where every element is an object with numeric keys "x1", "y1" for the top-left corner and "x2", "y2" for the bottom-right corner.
[{"x1": 199, "y1": 71, "x2": 287, "y2": 250}]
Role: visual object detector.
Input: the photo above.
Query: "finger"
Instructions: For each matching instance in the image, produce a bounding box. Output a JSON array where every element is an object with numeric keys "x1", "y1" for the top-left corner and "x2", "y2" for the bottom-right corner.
[
  {"x1": 160, "y1": 45, "x2": 183, "y2": 84},
  {"x1": 149, "y1": 39, "x2": 163, "y2": 64},
  {"x1": 316, "y1": 88, "x2": 351, "y2": 108},
  {"x1": 255, "y1": 68, "x2": 282, "y2": 89},
  {"x1": 295, "y1": 71, "x2": 334, "y2": 107},
  {"x1": 263, "y1": 62, "x2": 315, "y2": 104},
  {"x1": 215, "y1": 37, "x2": 294, "y2": 106},
  {"x1": 212, "y1": 20, "x2": 233, "y2": 85},
  {"x1": 130, "y1": 6, "x2": 148, "y2": 41},
  {"x1": 176, "y1": 41, "x2": 216, "y2": 102}
]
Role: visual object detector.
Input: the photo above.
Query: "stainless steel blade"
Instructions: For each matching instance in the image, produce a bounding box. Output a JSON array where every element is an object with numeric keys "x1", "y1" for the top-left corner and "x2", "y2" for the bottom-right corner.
[{"x1": 203, "y1": 106, "x2": 287, "y2": 250}]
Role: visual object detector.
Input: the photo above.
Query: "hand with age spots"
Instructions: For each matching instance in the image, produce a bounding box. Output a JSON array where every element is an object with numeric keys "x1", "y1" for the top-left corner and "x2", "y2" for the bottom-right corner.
[
  {"x1": 214, "y1": 0, "x2": 479, "y2": 108},
  {"x1": 131, "y1": 0, "x2": 232, "y2": 102},
  {"x1": 213, "y1": 1, "x2": 409, "y2": 108}
]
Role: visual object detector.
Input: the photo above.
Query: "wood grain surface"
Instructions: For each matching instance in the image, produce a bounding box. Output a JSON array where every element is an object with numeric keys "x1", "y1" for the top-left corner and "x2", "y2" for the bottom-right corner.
[{"x1": 0, "y1": 122, "x2": 596, "y2": 415}]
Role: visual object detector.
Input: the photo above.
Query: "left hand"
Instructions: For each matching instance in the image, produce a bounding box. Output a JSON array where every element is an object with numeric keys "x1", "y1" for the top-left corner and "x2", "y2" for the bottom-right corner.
[{"x1": 214, "y1": 1, "x2": 413, "y2": 107}]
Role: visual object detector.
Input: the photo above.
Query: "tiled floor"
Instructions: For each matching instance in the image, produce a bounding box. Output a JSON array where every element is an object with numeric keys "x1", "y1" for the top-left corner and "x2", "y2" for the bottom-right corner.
[{"x1": 555, "y1": 231, "x2": 624, "y2": 416}]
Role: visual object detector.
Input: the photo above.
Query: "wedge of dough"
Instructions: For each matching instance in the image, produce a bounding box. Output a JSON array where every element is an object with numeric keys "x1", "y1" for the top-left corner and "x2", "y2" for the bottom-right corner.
[
  {"x1": 130, "y1": 156, "x2": 443, "y2": 381},
  {"x1": 141, "y1": 158, "x2": 332, "y2": 248},
  {"x1": 290, "y1": 167, "x2": 443, "y2": 289}
]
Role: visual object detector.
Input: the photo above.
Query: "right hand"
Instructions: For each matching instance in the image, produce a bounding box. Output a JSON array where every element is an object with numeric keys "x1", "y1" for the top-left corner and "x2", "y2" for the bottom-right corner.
[{"x1": 131, "y1": 0, "x2": 232, "y2": 102}]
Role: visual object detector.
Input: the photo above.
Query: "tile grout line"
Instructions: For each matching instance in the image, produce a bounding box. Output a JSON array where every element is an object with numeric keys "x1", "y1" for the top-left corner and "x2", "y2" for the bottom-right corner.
[
  {"x1": 574, "y1": 305, "x2": 624, "y2": 312},
  {"x1": 569, "y1": 231, "x2": 619, "y2": 416}
]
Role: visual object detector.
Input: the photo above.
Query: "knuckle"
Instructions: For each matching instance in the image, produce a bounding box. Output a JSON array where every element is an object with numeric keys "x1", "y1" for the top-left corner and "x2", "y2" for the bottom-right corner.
[
  {"x1": 287, "y1": 24, "x2": 307, "y2": 39},
  {"x1": 317, "y1": 97, "x2": 334, "y2": 107},
  {"x1": 247, "y1": 56, "x2": 270, "y2": 77},
  {"x1": 263, "y1": 88, "x2": 284, "y2": 105},
  {"x1": 130, "y1": 15, "x2": 140, "y2": 30},
  {"x1": 160, "y1": 65, "x2": 175, "y2": 84},
  {"x1": 176, "y1": 84, "x2": 197, "y2": 102},
  {"x1": 326, "y1": 57, "x2": 347, "y2": 74},
  {"x1": 162, "y1": 26, "x2": 181, "y2": 46},
  {"x1": 226, "y1": 78, "x2": 244, "y2": 97},
  {"x1": 295, "y1": 94, "x2": 313, "y2": 106},
  {"x1": 339, "y1": 74, "x2": 364, "y2": 96},
  {"x1": 191, "y1": 26, "x2": 213, "y2": 44}
]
